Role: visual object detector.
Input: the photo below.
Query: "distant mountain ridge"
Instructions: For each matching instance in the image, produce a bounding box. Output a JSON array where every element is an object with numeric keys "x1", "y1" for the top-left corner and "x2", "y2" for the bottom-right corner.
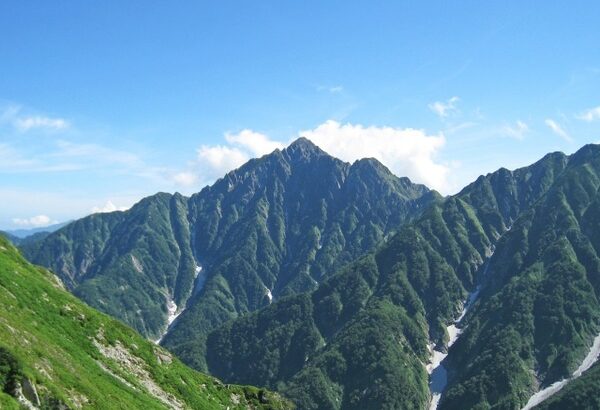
[
  {"x1": 5, "y1": 221, "x2": 69, "y2": 239},
  {"x1": 23, "y1": 138, "x2": 437, "y2": 366}
]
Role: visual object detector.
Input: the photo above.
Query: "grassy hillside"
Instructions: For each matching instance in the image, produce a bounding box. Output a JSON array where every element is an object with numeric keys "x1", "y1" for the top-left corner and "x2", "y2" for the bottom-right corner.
[{"x1": 0, "y1": 235, "x2": 292, "y2": 409}]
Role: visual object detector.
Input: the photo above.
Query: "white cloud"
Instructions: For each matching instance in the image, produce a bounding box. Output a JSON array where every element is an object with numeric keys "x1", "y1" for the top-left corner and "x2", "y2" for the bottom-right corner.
[
  {"x1": 184, "y1": 121, "x2": 450, "y2": 192},
  {"x1": 0, "y1": 105, "x2": 69, "y2": 132},
  {"x1": 299, "y1": 120, "x2": 449, "y2": 192},
  {"x1": 14, "y1": 116, "x2": 69, "y2": 131},
  {"x1": 91, "y1": 201, "x2": 130, "y2": 214},
  {"x1": 545, "y1": 119, "x2": 573, "y2": 142},
  {"x1": 197, "y1": 145, "x2": 250, "y2": 176},
  {"x1": 429, "y1": 96, "x2": 460, "y2": 118},
  {"x1": 172, "y1": 172, "x2": 198, "y2": 187},
  {"x1": 0, "y1": 143, "x2": 37, "y2": 170},
  {"x1": 576, "y1": 106, "x2": 600, "y2": 122},
  {"x1": 224, "y1": 129, "x2": 284, "y2": 156},
  {"x1": 502, "y1": 120, "x2": 529, "y2": 140},
  {"x1": 12, "y1": 214, "x2": 57, "y2": 227},
  {"x1": 188, "y1": 130, "x2": 284, "y2": 184}
]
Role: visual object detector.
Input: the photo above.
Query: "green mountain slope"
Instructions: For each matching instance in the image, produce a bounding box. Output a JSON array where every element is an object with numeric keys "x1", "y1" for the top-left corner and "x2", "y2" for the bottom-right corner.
[
  {"x1": 199, "y1": 148, "x2": 573, "y2": 409},
  {"x1": 163, "y1": 139, "x2": 435, "y2": 370},
  {"x1": 23, "y1": 138, "x2": 436, "y2": 367},
  {"x1": 22, "y1": 139, "x2": 600, "y2": 409},
  {"x1": 442, "y1": 144, "x2": 600, "y2": 409},
  {"x1": 22, "y1": 193, "x2": 196, "y2": 340},
  {"x1": 0, "y1": 235, "x2": 292, "y2": 409}
]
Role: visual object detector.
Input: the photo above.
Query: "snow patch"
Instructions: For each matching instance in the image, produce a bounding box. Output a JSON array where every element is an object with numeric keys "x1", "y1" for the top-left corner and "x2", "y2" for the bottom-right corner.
[
  {"x1": 156, "y1": 264, "x2": 206, "y2": 344},
  {"x1": 165, "y1": 299, "x2": 180, "y2": 326},
  {"x1": 522, "y1": 333, "x2": 600, "y2": 409},
  {"x1": 265, "y1": 287, "x2": 273, "y2": 303},
  {"x1": 428, "y1": 257, "x2": 489, "y2": 410},
  {"x1": 155, "y1": 297, "x2": 182, "y2": 344},
  {"x1": 193, "y1": 265, "x2": 207, "y2": 295}
]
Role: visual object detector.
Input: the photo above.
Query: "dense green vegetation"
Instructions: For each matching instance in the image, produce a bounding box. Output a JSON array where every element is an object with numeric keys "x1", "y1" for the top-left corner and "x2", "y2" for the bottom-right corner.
[
  {"x1": 200, "y1": 148, "x2": 577, "y2": 409},
  {"x1": 194, "y1": 145, "x2": 600, "y2": 409},
  {"x1": 0, "y1": 235, "x2": 292, "y2": 409},
  {"x1": 165, "y1": 140, "x2": 435, "y2": 370},
  {"x1": 23, "y1": 138, "x2": 436, "y2": 366},
  {"x1": 21, "y1": 139, "x2": 600, "y2": 409},
  {"x1": 23, "y1": 193, "x2": 198, "y2": 339},
  {"x1": 443, "y1": 145, "x2": 600, "y2": 409}
]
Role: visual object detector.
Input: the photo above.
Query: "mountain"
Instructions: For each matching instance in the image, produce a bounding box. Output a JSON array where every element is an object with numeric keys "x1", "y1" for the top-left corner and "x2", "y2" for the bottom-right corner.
[
  {"x1": 197, "y1": 145, "x2": 600, "y2": 409},
  {"x1": 23, "y1": 138, "x2": 600, "y2": 409},
  {"x1": 22, "y1": 138, "x2": 437, "y2": 366},
  {"x1": 0, "y1": 235, "x2": 291, "y2": 409},
  {"x1": 6, "y1": 221, "x2": 70, "y2": 239}
]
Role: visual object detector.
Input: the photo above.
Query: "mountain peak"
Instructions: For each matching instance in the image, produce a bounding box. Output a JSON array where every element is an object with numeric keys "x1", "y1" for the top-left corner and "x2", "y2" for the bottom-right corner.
[
  {"x1": 283, "y1": 137, "x2": 325, "y2": 161},
  {"x1": 288, "y1": 136, "x2": 317, "y2": 149}
]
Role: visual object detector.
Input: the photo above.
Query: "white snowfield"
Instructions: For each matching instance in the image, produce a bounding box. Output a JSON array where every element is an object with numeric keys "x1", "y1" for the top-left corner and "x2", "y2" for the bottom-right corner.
[{"x1": 522, "y1": 333, "x2": 600, "y2": 410}]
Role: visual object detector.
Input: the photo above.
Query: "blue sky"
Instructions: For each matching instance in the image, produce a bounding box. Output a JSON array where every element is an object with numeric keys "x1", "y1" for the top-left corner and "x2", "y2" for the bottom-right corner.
[{"x1": 2, "y1": 1, "x2": 600, "y2": 229}]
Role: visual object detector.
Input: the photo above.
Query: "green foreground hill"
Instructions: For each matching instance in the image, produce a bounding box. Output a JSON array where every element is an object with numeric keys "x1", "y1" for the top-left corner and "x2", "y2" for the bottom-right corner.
[{"x1": 0, "y1": 236, "x2": 292, "y2": 409}]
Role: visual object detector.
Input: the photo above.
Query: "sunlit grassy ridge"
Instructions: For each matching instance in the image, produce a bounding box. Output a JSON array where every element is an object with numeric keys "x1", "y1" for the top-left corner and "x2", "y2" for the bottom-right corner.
[{"x1": 0, "y1": 235, "x2": 292, "y2": 409}]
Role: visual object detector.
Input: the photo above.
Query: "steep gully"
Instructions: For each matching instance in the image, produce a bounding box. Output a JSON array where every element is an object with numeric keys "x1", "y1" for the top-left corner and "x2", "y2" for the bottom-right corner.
[
  {"x1": 427, "y1": 256, "x2": 487, "y2": 410},
  {"x1": 426, "y1": 246, "x2": 600, "y2": 409},
  {"x1": 156, "y1": 264, "x2": 205, "y2": 344}
]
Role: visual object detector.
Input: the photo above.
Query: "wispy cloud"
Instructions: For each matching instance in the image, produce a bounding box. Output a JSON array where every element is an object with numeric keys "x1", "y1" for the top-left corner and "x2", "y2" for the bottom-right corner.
[
  {"x1": 444, "y1": 121, "x2": 478, "y2": 135},
  {"x1": 545, "y1": 119, "x2": 573, "y2": 142},
  {"x1": 1, "y1": 105, "x2": 70, "y2": 132},
  {"x1": 12, "y1": 214, "x2": 57, "y2": 227},
  {"x1": 429, "y1": 96, "x2": 460, "y2": 119},
  {"x1": 576, "y1": 106, "x2": 600, "y2": 122},
  {"x1": 172, "y1": 172, "x2": 198, "y2": 187},
  {"x1": 53, "y1": 140, "x2": 143, "y2": 168},
  {"x1": 502, "y1": 120, "x2": 529, "y2": 140},
  {"x1": 14, "y1": 116, "x2": 69, "y2": 131},
  {"x1": 317, "y1": 85, "x2": 344, "y2": 94}
]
